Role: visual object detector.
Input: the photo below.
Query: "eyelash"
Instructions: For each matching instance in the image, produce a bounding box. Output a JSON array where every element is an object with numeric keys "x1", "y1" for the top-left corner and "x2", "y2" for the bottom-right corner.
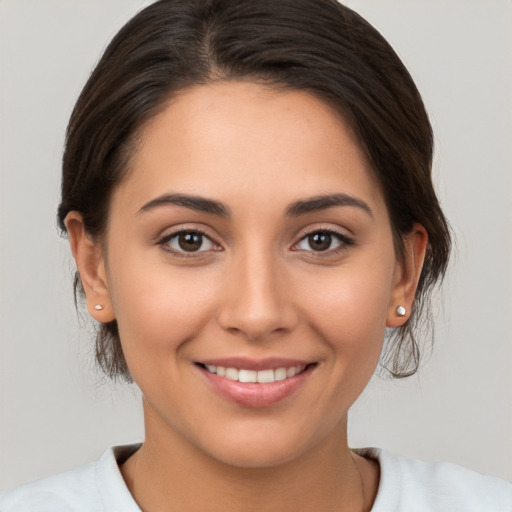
[
  {"x1": 157, "y1": 229, "x2": 220, "y2": 258},
  {"x1": 156, "y1": 227, "x2": 354, "y2": 258},
  {"x1": 293, "y1": 228, "x2": 355, "y2": 255}
]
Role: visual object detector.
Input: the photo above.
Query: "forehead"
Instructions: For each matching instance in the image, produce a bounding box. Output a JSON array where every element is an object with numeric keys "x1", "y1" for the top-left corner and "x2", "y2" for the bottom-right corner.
[{"x1": 115, "y1": 81, "x2": 386, "y2": 217}]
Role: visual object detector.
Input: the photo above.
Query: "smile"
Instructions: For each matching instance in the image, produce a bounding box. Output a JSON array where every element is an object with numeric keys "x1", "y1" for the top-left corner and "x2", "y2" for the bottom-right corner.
[
  {"x1": 203, "y1": 365, "x2": 306, "y2": 383},
  {"x1": 196, "y1": 360, "x2": 316, "y2": 408}
]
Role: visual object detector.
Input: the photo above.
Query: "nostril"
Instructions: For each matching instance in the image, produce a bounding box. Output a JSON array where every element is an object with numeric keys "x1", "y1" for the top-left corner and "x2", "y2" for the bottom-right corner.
[{"x1": 216, "y1": 301, "x2": 299, "y2": 341}]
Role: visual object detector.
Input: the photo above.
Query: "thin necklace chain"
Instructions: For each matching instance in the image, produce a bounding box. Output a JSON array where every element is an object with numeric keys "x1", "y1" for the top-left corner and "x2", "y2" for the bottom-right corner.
[{"x1": 128, "y1": 444, "x2": 369, "y2": 511}]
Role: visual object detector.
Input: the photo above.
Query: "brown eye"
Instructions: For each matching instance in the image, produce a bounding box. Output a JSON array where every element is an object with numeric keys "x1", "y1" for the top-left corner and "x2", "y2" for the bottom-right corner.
[
  {"x1": 163, "y1": 231, "x2": 216, "y2": 253},
  {"x1": 307, "y1": 233, "x2": 332, "y2": 251},
  {"x1": 295, "y1": 230, "x2": 351, "y2": 253},
  {"x1": 178, "y1": 232, "x2": 203, "y2": 251}
]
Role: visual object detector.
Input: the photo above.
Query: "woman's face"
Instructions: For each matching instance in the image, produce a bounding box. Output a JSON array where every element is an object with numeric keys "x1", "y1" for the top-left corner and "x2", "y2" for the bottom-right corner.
[{"x1": 90, "y1": 81, "x2": 411, "y2": 467}]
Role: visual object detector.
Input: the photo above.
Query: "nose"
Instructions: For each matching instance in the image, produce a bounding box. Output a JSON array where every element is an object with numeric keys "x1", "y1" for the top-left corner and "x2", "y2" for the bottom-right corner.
[{"x1": 216, "y1": 248, "x2": 299, "y2": 341}]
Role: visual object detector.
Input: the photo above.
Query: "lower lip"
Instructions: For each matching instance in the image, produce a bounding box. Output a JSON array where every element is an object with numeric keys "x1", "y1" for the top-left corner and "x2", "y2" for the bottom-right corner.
[{"x1": 198, "y1": 366, "x2": 314, "y2": 408}]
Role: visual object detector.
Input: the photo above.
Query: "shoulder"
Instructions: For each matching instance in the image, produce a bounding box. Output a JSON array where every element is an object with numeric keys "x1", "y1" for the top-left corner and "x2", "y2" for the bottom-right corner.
[
  {"x1": 0, "y1": 459, "x2": 98, "y2": 512},
  {"x1": 357, "y1": 448, "x2": 512, "y2": 512},
  {"x1": 0, "y1": 445, "x2": 141, "y2": 512}
]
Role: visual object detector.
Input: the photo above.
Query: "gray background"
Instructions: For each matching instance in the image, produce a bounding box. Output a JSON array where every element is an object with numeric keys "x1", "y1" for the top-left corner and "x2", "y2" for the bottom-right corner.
[{"x1": 1, "y1": 0, "x2": 511, "y2": 491}]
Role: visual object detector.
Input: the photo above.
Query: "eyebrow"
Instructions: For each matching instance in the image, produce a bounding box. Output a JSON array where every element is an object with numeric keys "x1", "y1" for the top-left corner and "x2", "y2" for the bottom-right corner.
[
  {"x1": 138, "y1": 192, "x2": 372, "y2": 219},
  {"x1": 138, "y1": 193, "x2": 230, "y2": 217},
  {"x1": 286, "y1": 193, "x2": 373, "y2": 218}
]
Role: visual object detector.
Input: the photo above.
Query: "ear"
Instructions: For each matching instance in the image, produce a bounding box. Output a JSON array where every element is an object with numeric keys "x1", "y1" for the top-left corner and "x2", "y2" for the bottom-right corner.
[
  {"x1": 386, "y1": 223, "x2": 428, "y2": 327},
  {"x1": 65, "y1": 212, "x2": 115, "y2": 322}
]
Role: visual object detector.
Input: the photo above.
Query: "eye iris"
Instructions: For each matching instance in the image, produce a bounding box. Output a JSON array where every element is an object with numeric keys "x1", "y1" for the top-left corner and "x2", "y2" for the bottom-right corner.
[
  {"x1": 309, "y1": 232, "x2": 331, "y2": 251},
  {"x1": 178, "y1": 232, "x2": 202, "y2": 251}
]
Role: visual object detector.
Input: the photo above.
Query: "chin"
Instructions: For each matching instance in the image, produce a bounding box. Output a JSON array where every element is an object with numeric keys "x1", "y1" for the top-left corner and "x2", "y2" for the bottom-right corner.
[
  {"x1": 207, "y1": 441, "x2": 305, "y2": 469},
  {"x1": 193, "y1": 418, "x2": 336, "y2": 470}
]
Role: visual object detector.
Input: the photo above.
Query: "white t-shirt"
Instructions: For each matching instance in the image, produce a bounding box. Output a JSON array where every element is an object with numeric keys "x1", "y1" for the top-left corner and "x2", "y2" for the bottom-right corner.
[{"x1": 1, "y1": 445, "x2": 511, "y2": 511}]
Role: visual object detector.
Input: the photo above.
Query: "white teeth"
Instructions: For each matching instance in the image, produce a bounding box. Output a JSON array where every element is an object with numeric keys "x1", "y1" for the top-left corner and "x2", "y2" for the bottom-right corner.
[
  {"x1": 256, "y1": 369, "x2": 275, "y2": 383},
  {"x1": 225, "y1": 368, "x2": 239, "y2": 381},
  {"x1": 239, "y1": 369, "x2": 257, "y2": 383},
  {"x1": 286, "y1": 366, "x2": 299, "y2": 378},
  {"x1": 274, "y1": 368, "x2": 287, "y2": 381},
  {"x1": 203, "y1": 364, "x2": 306, "y2": 383}
]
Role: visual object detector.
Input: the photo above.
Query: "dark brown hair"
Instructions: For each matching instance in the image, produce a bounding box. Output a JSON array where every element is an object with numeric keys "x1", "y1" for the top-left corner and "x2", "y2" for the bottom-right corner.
[{"x1": 58, "y1": 0, "x2": 451, "y2": 381}]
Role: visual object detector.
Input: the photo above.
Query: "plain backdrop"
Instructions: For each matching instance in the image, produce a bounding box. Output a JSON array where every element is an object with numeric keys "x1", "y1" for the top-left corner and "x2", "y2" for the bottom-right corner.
[{"x1": 1, "y1": 0, "x2": 511, "y2": 492}]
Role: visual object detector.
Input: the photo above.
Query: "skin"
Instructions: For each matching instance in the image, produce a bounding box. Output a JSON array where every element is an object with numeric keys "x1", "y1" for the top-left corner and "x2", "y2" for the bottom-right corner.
[{"x1": 66, "y1": 81, "x2": 427, "y2": 511}]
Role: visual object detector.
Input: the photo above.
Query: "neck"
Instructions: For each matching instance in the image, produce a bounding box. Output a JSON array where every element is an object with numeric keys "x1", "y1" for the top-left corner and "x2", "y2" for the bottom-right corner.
[{"x1": 121, "y1": 404, "x2": 373, "y2": 512}]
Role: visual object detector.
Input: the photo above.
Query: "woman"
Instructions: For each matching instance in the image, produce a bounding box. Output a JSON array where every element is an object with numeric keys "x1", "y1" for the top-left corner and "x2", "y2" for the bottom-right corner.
[{"x1": 1, "y1": 0, "x2": 510, "y2": 510}]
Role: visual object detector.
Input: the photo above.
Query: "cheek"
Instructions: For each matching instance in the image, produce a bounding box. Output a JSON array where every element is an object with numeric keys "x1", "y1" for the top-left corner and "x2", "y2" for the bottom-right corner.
[
  {"x1": 107, "y1": 255, "x2": 219, "y2": 362},
  {"x1": 297, "y1": 257, "x2": 395, "y2": 361},
  {"x1": 320, "y1": 279, "x2": 389, "y2": 342}
]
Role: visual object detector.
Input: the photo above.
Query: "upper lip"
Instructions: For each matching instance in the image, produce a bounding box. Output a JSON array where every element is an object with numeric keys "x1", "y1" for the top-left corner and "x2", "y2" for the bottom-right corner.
[{"x1": 196, "y1": 357, "x2": 314, "y2": 371}]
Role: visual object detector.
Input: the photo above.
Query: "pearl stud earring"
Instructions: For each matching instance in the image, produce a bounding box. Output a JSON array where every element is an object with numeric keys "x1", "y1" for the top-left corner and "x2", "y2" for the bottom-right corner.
[
  {"x1": 396, "y1": 305, "x2": 407, "y2": 317},
  {"x1": 94, "y1": 304, "x2": 104, "y2": 311}
]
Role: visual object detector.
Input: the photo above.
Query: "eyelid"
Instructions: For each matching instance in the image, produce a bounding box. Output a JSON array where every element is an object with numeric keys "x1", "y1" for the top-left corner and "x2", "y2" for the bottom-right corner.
[
  {"x1": 156, "y1": 226, "x2": 223, "y2": 257},
  {"x1": 291, "y1": 227, "x2": 355, "y2": 253}
]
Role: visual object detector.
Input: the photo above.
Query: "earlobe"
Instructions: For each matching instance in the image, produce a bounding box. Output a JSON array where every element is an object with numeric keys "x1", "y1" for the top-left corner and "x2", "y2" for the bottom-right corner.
[
  {"x1": 64, "y1": 212, "x2": 115, "y2": 322},
  {"x1": 386, "y1": 224, "x2": 428, "y2": 328}
]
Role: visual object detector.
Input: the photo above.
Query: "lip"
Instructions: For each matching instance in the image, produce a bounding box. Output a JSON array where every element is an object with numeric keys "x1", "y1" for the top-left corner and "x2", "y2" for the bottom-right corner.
[
  {"x1": 195, "y1": 358, "x2": 316, "y2": 408},
  {"x1": 198, "y1": 357, "x2": 311, "y2": 371}
]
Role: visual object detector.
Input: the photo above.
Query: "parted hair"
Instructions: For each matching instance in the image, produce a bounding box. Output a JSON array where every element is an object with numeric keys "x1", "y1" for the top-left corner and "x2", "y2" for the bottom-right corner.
[{"x1": 58, "y1": 0, "x2": 451, "y2": 381}]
